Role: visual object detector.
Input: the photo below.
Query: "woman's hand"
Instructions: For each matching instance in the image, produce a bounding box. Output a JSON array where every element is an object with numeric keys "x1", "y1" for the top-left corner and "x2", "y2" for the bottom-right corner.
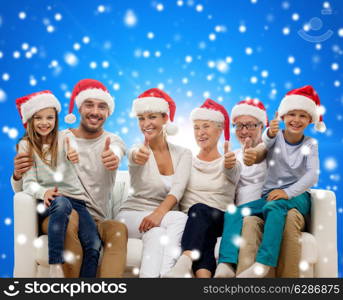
[
  {"x1": 139, "y1": 210, "x2": 164, "y2": 233},
  {"x1": 266, "y1": 189, "x2": 288, "y2": 201},
  {"x1": 133, "y1": 139, "x2": 150, "y2": 165}
]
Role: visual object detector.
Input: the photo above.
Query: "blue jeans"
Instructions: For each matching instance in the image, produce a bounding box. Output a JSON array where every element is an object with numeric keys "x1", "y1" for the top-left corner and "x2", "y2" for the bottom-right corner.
[
  {"x1": 219, "y1": 192, "x2": 311, "y2": 267},
  {"x1": 41, "y1": 196, "x2": 101, "y2": 277}
]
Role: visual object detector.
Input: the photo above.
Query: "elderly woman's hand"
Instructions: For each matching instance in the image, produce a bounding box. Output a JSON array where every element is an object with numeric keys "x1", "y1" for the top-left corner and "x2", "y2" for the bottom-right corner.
[{"x1": 223, "y1": 141, "x2": 236, "y2": 169}]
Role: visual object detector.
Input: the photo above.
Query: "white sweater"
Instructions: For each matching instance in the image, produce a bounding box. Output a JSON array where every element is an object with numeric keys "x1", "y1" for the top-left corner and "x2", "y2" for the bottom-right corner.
[
  {"x1": 120, "y1": 142, "x2": 192, "y2": 212},
  {"x1": 180, "y1": 156, "x2": 240, "y2": 213}
]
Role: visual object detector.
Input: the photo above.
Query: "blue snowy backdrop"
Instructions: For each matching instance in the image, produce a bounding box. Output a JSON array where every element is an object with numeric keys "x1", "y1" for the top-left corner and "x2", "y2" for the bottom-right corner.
[{"x1": 0, "y1": 0, "x2": 342, "y2": 277}]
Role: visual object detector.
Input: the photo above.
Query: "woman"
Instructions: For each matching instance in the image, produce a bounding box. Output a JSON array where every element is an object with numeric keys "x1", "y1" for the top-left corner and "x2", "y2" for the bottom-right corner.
[
  {"x1": 116, "y1": 88, "x2": 192, "y2": 277},
  {"x1": 164, "y1": 99, "x2": 240, "y2": 278}
]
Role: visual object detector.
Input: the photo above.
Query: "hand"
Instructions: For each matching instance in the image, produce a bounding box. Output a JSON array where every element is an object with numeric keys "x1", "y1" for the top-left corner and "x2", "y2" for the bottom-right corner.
[
  {"x1": 44, "y1": 186, "x2": 60, "y2": 207},
  {"x1": 139, "y1": 210, "x2": 164, "y2": 233},
  {"x1": 133, "y1": 138, "x2": 150, "y2": 165},
  {"x1": 266, "y1": 189, "x2": 289, "y2": 201},
  {"x1": 223, "y1": 141, "x2": 236, "y2": 169},
  {"x1": 243, "y1": 137, "x2": 257, "y2": 166},
  {"x1": 14, "y1": 152, "x2": 33, "y2": 180},
  {"x1": 102, "y1": 137, "x2": 119, "y2": 171},
  {"x1": 268, "y1": 112, "x2": 279, "y2": 138},
  {"x1": 65, "y1": 137, "x2": 79, "y2": 164}
]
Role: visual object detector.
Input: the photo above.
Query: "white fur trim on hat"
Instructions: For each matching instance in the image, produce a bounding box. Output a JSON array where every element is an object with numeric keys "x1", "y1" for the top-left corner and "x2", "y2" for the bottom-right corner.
[
  {"x1": 190, "y1": 107, "x2": 224, "y2": 123},
  {"x1": 231, "y1": 103, "x2": 267, "y2": 126},
  {"x1": 75, "y1": 88, "x2": 114, "y2": 115},
  {"x1": 132, "y1": 97, "x2": 169, "y2": 115},
  {"x1": 278, "y1": 95, "x2": 319, "y2": 123},
  {"x1": 21, "y1": 93, "x2": 61, "y2": 124}
]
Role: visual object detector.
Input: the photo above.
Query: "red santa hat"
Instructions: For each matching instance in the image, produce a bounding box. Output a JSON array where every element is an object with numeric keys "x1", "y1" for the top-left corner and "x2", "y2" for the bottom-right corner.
[
  {"x1": 16, "y1": 90, "x2": 61, "y2": 128},
  {"x1": 131, "y1": 88, "x2": 178, "y2": 135},
  {"x1": 190, "y1": 98, "x2": 230, "y2": 141},
  {"x1": 231, "y1": 99, "x2": 268, "y2": 127},
  {"x1": 278, "y1": 85, "x2": 326, "y2": 132},
  {"x1": 65, "y1": 79, "x2": 114, "y2": 124}
]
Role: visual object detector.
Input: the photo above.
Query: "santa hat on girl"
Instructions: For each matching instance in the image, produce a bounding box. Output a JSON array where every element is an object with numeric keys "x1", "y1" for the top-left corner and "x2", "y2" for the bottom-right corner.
[
  {"x1": 65, "y1": 79, "x2": 115, "y2": 124},
  {"x1": 278, "y1": 85, "x2": 326, "y2": 132},
  {"x1": 190, "y1": 98, "x2": 230, "y2": 141},
  {"x1": 231, "y1": 99, "x2": 268, "y2": 127},
  {"x1": 131, "y1": 88, "x2": 178, "y2": 135},
  {"x1": 16, "y1": 90, "x2": 61, "y2": 128}
]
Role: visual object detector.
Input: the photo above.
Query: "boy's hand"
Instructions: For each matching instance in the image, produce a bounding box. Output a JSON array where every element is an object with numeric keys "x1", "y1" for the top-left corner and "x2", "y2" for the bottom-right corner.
[
  {"x1": 243, "y1": 137, "x2": 257, "y2": 166},
  {"x1": 44, "y1": 186, "x2": 60, "y2": 207},
  {"x1": 14, "y1": 152, "x2": 33, "y2": 180},
  {"x1": 268, "y1": 112, "x2": 279, "y2": 138},
  {"x1": 65, "y1": 137, "x2": 79, "y2": 164},
  {"x1": 223, "y1": 141, "x2": 236, "y2": 169},
  {"x1": 133, "y1": 138, "x2": 150, "y2": 165},
  {"x1": 102, "y1": 137, "x2": 119, "y2": 171},
  {"x1": 267, "y1": 189, "x2": 288, "y2": 201}
]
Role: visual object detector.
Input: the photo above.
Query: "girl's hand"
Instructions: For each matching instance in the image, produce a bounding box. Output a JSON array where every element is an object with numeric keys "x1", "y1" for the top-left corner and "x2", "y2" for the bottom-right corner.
[
  {"x1": 267, "y1": 189, "x2": 288, "y2": 201},
  {"x1": 44, "y1": 187, "x2": 60, "y2": 207},
  {"x1": 139, "y1": 210, "x2": 164, "y2": 233},
  {"x1": 65, "y1": 137, "x2": 79, "y2": 164}
]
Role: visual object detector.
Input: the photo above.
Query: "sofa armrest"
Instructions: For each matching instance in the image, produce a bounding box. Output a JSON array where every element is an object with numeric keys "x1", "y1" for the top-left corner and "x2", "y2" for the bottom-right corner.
[
  {"x1": 13, "y1": 192, "x2": 38, "y2": 277},
  {"x1": 309, "y1": 189, "x2": 338, "y2": 277}
]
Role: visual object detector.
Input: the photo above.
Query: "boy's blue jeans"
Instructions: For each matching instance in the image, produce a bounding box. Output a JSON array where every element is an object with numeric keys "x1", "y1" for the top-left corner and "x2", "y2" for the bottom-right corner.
[
  {"x1": 41, "y1": 196, "x2": 101, "y2": 277},
  {"x1": 218, "y1": 192, "x2": 311, "y2": 267}
]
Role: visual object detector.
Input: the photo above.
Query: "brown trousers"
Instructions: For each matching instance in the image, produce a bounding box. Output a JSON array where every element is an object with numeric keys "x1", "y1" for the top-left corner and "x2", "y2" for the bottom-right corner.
[
  {"x1": 237, "y1": 208, "x2": 305, "y2": 278},
  {"x1": 42, "y1": 210, "x2": 128, "y2": 278}
]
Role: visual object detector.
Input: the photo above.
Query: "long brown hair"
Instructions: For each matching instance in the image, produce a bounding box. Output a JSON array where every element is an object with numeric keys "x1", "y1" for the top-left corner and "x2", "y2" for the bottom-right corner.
[{"x1": 17, "y1": 108, "x2": 59, "y2": 168}]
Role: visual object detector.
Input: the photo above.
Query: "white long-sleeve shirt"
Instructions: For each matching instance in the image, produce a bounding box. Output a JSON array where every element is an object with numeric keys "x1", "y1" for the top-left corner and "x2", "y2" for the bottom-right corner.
[{"x1": 262, "y1": 130, "x2": 319, "y2": 199}]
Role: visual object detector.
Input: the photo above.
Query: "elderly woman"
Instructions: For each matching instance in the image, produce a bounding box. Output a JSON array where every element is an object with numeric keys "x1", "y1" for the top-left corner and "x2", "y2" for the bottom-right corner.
[
  {"x1": 164, "y1": 99, "x2": 240, "y2": 278},
  {"x1": 116, "y1": 88, "x2": 192, "y2": 278}
]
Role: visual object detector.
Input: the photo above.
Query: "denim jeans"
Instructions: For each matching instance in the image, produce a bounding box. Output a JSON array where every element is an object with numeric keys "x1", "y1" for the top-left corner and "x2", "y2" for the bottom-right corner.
[{"x1": 40, "y1": 196, "x2": 101, "y2": 277}]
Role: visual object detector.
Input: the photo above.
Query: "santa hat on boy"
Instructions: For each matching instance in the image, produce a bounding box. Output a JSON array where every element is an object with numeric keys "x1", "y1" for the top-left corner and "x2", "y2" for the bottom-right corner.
[
  {"x1": 16, "y1": 90, "x2": 61, "y2": 128},
  {"x1": 278, "y1": 85, "x2": 326, "y2": 132},
  {"x1": 132, "y1": 88, "x2": 178, "y2": 135},
  {"x1": 65, "y1": 79, "x2": 115, "y2": 124},
  {"x1": 190, "y1": 98, "x2": 230, "y2": 141},
  {"x1": 231, "y1": 99, "x2": 268, "y2": 127}
]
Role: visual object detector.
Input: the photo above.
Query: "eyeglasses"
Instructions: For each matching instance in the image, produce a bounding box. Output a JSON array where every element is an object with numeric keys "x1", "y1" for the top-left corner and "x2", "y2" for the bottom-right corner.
[{"x1": 233, "y1": 122, "x2": 261, "y2": 131}]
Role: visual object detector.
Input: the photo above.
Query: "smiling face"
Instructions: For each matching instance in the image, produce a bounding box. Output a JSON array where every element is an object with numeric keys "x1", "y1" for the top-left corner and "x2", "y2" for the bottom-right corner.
[
  {"x1": 79, "y1": 98, "x2": 109, "y2": 133},
  {"x1": 32, "y1": 107, "x2": 56, "y2": 138},
  {"x1": 234, "y1": 115, "x2": 263, "y2": 147},
  {"x1": 137, "y1": 112, "x2": 168, "y2": 141},
  {"x1": 193, "y1": 120, "x2": 222, "y2": 150},
  {"x1": 283, "y1": 109, "x2": 312, "y2": 134}
]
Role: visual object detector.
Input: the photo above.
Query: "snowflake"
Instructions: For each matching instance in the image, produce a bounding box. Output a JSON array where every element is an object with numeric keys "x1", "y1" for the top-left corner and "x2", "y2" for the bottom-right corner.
[
  {"x1": 185, "y1": 55, "x2": 193, "y2": 63},
  {"x1": 2, "y1": 73, "x2": 10, "y2": 81},
  {"x1": 55, "y1": 13, "x2": 62, "y2": 21},
  {"x1": 19, "y1": 12, "x2": 26, "y2": 19},
  {"x1": 160, "y1": 235, "x2": 169, "y2": 245},
  {"x1": 239, "y1": 25, "x2": 247, "y2": 33},
  {"x1": 299, "y1": 260, "x2": 309, "y2": 271},
  {"x1": 156, "y1": 3, "x2": 164, "y2": 11},
  {"x1": 64, "y1": 250, "x2": 76, "y2": 263},
  {"x1": 241, "y1": 207, "x2": 251, "y2": 217},
  {"x1": 54, "y1": 171, "x2": 63, "y2": 182},
  {"x1": 196, "y1": 4, "x2": 203, "y2": 12},
  {"x1": 293, "y1": 67, "x2": 301, "y2": 75},
  {"x1": 209, "y1": 33, "x2": 216, "y2": 41},
  {"x1": 17, "y1": 234, "x2": 27, "y2": 245},
  {"x1": 36, "y1": 203, "x2": 46, "y2": 214},
  {"x1": 0, "y1": 88, "x2": 6, "y2": 102},
  {"x1": 147, "y1": 32, "x2": 154, "y2": 39},
  {"x1": 132, "y1": 267, "x2": 140, "y2": 276},
  {"x1": 64, "y1": 52, "x2": 78, "y2": 66},
  {"x1": 82, "y1": 36, "x2": 90, "y2": 44},
  {"x1": 113, "y1": 83, "x2": 120, "y2": 90},
  {"x1": 227, "y1": 204, "x2": 237, "y2": 214},
  {"x1": 301, "y1": 145, "x2": 311, "y2": 155},
  {"x1": 4, "y1": 218, "x2": 11, "y2": 226},
  {"x1": 288, "y1": 56, "x2": 295, "y2": 64},
  {"x1": 245, "y1": 47, "x2": 253, "y2": 55},
  {"x1": 338, "y1": 28, "x2": 343, "y2": 37},
  {"x1": 282, "y1": 27, "x2": 290, "y2": 35},
  {"x1": 324, "y1": 157, "x2": 337, "y2": 171},
  {"x1": 191, "y1": 250, "x2": 200, "y2": 260},
  {"x1": 292, "y1": 13, "x2": 299, "y2": 21},
  {"x1": 331, "y1": 63, "x2": 339, "y2": 71},
  {"x1": 33, "y1": 238, "x2": 43, "y2": 249}
]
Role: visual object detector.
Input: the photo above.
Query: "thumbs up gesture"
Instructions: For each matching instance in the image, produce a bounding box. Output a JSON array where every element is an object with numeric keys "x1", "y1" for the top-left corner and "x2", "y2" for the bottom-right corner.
[
  {"x1": 268, "y1": 112, "x2": 280, "y2": 138},
  {"x1": 243, "y1": 137, "x2": 257, "y2": 166},
  {"x1": 65, "y1": 137, "x2": 79, "y2": 164},
  {"x1": 223, "y1": 141, "x2": 236, "y2": 169},
  {"x1": 133, "y1": 137, "x2": 151, "y2": 166},
  {"x1": 102, "y1": 137, "x2": 119, "y2": 171}
]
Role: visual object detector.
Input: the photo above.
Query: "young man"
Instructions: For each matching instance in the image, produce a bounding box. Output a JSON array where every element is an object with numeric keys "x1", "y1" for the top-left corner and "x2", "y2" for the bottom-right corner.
[
  {"x1": 215, "y1": 99, "x2": 305, "y2": 278},
  {"x1": 12, "y1": 79, "x2": 128, "y2": 278}
]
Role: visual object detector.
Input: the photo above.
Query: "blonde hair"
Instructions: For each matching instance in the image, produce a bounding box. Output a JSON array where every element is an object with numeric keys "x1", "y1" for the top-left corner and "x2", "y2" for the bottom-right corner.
[{"x1": 17, "y1": 108, "x2": 59, "y2": 168}]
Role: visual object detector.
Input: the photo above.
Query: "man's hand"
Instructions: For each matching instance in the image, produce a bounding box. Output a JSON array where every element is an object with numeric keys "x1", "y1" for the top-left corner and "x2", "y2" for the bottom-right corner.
[
  {"x1": 44, "y1": 186, "x2": 60, "y2": 207},
  {"x1": 223, "y1": 141, "x2": 236, "y2": 169},
  {"x1": 133, "y1": 138, "x2": 150, "y2": 165},
  {"x1": 243, "y1": 137, "x2": 257, "y2": 166},
  {"x1": 65, "y1": 137, "x2": 79, "y2": 164},
  {"x1": 266, "y1": 189, "x2": 289, "y2": 201},
  {"x1": 267, "y1": 112, "x2": 279, "y2": 138},
  {"x1": 101, "y1": 137, "x2": 119, "y2": 171},
  {"x1": 14, "y1": 152, "x2": 33, "y2": 180},
  {"x1": 139, "y1": 210, "x2": 164, "y2": 233}
]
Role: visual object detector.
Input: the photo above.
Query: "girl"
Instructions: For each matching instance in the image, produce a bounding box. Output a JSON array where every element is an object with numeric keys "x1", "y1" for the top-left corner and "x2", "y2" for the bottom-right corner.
[{"x1": 16, "y1": 90, "x2": 101, "y2": 278}]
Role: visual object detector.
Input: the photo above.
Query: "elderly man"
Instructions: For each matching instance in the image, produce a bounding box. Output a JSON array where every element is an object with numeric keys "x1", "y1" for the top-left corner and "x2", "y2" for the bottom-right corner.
[
  {"x1": 12, "y1": 79, "x2": 128, "y2": 278},
  {"x1": 215, "y1": 99, "x2": 305, "y2": 278}
]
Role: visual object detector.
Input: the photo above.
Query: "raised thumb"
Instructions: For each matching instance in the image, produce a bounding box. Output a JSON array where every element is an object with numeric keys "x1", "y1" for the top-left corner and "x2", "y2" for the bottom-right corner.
[
  {"x1": 104, "y1": 137, "x2": 111, "y2": 151},
  {"x1": 244, "y1": 137, "x2": 252, "y2": 150}
]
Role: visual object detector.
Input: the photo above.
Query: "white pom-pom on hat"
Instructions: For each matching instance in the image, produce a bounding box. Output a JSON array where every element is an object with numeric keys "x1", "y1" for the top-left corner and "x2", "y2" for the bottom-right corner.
[
  {"x1": 165, "y1": 122, "x2": 178, "y2": 135},
  {"x1": 64, "y1": 113, "x2": 77, "y2": 124}
]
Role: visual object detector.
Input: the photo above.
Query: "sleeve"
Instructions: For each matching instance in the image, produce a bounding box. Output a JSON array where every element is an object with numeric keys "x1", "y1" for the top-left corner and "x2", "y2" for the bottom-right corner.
[
  {"x1": 11, "y1": 176, "x2": 23, "y2": 193},
  {"x1": 283, "y1": 141, "x2": 319, "y2": 199},
  {"x1": 262, "y1": 128, "x2": 278, "y2": 150},
  {"x1": 18, "y1": 140, "x2": 48, "y2": 200},
  {"x1": 169, "y1": 148, "x2": 192, "y2": 202},
  {"x1": 110, "y1": 134, "x2": 127, "y2": 161},
  {"x1": 223, "y1": 160, "x2": 242, "y2": 186}
]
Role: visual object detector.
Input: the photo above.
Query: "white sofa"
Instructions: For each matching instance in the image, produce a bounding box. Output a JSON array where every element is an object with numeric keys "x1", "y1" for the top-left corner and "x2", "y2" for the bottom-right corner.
[{"x1": 13, "y1": 171, "x2": 338, "y2": 278}]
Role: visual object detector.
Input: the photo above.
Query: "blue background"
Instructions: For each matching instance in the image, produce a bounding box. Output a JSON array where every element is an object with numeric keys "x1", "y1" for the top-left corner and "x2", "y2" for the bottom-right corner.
[{"x1": 0, "y1": 0, "x2": 342, "y2": 277}]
